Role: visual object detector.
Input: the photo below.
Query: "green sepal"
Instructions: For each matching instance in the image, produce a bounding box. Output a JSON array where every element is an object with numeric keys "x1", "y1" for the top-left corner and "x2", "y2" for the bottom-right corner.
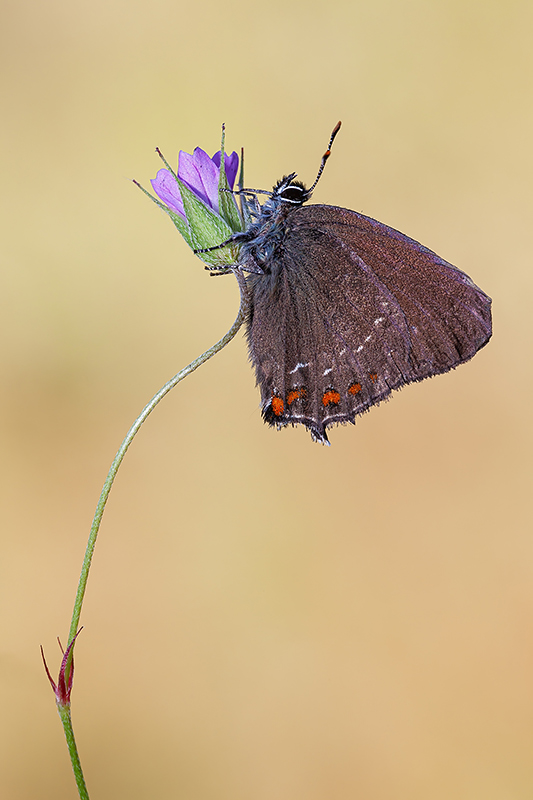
[
  {"x1": 176, "y1": 178, "x2": 240, "y2": 267},
  {"x1": 217, "y1": 129, "x2": 244, "y2": 234},
  {"x1": 238, "y1": 147, "x2": 254, "y2": 229}
]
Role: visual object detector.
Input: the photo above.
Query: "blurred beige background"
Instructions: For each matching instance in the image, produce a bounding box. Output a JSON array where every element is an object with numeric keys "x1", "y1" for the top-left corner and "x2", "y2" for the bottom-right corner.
[{"x1": 1, "y1": 1, "x2": 532, "y2": 798}]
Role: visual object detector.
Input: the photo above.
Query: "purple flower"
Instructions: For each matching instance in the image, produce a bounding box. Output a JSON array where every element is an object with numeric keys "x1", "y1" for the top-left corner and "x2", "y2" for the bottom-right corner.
[
  {"x1": 136, "y1": 129, "x2": 244, "y2": 267},
  {"x1": 151, "y1": 147, "x2": 239, "y2": 220}
]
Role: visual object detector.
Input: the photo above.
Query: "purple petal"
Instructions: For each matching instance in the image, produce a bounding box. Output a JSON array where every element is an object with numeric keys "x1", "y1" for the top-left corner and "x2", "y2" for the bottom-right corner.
[
  {"x1": 212, "y1": 151, "x2": 239, "y2": 189},
  {"x1": 178, "y1": 148, "x2": 220, "y2": 212},
  {"x1": 151, "y1": 169, "x2": 186, "y2": 218}
]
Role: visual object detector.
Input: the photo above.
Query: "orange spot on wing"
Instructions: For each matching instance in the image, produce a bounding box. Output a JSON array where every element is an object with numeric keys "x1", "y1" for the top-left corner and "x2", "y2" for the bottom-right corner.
[
  {"x1": 348, "y1": 382, "x2": 362, "y2": 395},
  {"x1": 369, "y1": 373, "x2": 378, "y2": 383},
  {"x1": 271, "y1": 395, "x2": 284, "y2": 416},
  {"x1": 322, "y1": 390, "x2": 340, "y2": 407},
  {"x1": 287, "y1": 388, "x2": 306, "y2": 405}
]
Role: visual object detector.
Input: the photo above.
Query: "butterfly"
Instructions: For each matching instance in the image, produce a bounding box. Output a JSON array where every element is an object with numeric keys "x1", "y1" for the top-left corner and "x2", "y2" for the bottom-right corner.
[{"x1": 198, "y1": 123, "x2": 492, "y2": 444}]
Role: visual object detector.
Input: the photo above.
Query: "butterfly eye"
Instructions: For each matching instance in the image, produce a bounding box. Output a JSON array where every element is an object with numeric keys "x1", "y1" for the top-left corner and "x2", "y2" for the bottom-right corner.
[{"x1": 280, "y1": 186, "x2": 306, "y2": 203}]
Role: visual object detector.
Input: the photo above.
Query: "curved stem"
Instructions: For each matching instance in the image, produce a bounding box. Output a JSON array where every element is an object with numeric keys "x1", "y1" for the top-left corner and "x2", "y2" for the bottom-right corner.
[
  {"x1": 59, "y1": 269, "x2": 247, "y2": 800},
  {"x1": 67, "y1": 269, "x2": 248, "y2": 645}
]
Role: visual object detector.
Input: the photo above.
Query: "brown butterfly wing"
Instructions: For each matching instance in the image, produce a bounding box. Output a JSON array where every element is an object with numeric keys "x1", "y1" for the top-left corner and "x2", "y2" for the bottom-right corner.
[{"x1": 246, "y1": 204, "x2": 492, "y2": 443}]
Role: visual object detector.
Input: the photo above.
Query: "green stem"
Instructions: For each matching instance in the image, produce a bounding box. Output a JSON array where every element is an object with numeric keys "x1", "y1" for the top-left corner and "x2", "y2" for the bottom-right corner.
[
  {"x1": 57, "y1": 704, "x2": 90, "y2": 800},
  {"x1": 61, "y1": 269, "x2": 248, "y2": 799}
]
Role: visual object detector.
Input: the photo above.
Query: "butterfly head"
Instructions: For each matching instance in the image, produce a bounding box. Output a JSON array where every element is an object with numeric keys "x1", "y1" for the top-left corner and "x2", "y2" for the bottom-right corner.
[{"x1": 271, "y1": 174, "x2": 312, "y2": 207}]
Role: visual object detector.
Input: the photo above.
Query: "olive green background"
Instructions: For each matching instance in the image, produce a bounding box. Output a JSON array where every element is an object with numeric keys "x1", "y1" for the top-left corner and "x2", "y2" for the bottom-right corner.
[{"x1": 1, "y1": 1, "x2": 532, "y2": 798}]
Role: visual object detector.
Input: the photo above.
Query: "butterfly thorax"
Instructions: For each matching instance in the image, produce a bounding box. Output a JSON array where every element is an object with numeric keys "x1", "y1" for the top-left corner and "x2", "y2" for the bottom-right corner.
[{"x1": 236, "y1": 176, "x2": 311, "y2": 274}]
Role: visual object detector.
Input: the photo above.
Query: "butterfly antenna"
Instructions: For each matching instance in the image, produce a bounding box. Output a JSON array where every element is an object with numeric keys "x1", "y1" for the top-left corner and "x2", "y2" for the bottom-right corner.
[{"x1": 307, "y1": 121, "x2": 342, "y2": 193}]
